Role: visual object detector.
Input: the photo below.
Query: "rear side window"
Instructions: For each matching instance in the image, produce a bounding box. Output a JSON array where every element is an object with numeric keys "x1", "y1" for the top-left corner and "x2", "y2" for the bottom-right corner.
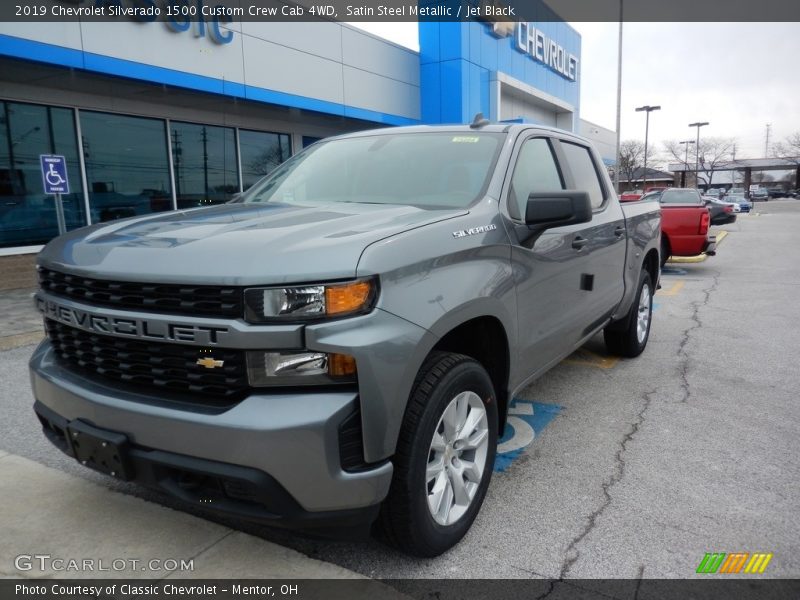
[
  {"x1": 509, "y1": 138, "x2": 564, "y2": 220},
  {"x1": 561, "y1": 142, "x2": 606, "y2": 209}
]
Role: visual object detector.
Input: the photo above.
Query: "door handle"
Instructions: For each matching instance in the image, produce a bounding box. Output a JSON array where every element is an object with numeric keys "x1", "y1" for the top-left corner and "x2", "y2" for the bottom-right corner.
[
  {"x1": 572, "y1": 236, "x2": 588, "y2": 250},
  {"x1": 614, "y1": 225, "x2": 625, "y2": 237}
]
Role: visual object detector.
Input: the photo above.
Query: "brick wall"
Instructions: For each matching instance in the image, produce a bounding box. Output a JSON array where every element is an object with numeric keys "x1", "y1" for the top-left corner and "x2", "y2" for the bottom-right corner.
[{"x1": 0, "y1": 254, "x2": 38, "y2": 290}]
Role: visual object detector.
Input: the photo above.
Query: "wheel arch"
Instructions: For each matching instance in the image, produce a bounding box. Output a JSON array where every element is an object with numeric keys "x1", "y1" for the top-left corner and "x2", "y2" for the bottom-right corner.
[{"x1": 429, "y1": 315, "x2": 511, "y2": 434}]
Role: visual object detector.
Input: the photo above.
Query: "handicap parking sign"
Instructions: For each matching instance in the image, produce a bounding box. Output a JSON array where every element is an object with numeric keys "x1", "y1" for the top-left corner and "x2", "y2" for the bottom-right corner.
[{"x1": 40, "y1": 155, "x2": 70, "y2": 194}]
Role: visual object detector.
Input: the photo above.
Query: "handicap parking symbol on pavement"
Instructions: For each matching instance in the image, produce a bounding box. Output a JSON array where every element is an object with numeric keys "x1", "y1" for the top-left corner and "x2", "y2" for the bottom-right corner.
[{"x1": 494, "y1": 399, "x2": 562, "y2": 472}]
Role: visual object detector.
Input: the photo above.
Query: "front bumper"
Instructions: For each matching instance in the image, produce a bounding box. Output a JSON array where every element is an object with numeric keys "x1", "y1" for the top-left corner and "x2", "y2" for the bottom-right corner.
[{"x1": 29, "y1": 342, "x2": 393, "y2": 524}]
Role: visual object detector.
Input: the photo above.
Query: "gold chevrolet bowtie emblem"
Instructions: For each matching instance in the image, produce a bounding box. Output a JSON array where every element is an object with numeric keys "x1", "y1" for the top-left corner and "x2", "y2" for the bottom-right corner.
[{"x1": 196, "y1": 357, "x2": 224, "y2": 369}]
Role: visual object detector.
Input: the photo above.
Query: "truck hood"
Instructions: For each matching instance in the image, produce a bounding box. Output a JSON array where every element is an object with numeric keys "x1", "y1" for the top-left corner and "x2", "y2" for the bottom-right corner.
[{"x1": 39, "y1": 202, "x2": 467, "y2": 285}]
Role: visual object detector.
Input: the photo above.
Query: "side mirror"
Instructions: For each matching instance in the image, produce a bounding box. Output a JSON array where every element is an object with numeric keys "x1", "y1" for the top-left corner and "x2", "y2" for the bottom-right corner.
[{"x1": 525, "y1": 191, "x2": 592, "y2": 229}]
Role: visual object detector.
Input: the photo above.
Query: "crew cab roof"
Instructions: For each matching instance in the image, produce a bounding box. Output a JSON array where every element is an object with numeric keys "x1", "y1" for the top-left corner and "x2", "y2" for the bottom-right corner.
[{"x1": 321, "y1": 123, "x2": 595, "y2": 146}]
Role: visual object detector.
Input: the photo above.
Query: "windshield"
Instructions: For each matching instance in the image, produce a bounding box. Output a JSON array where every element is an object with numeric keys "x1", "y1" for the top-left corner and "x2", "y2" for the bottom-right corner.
[
  {"x1": 660, "y1": 189, "x2": 701, "y2": 204},
  {"x1": 236, "y1": 132, "x2": 505, "y2": 209}
]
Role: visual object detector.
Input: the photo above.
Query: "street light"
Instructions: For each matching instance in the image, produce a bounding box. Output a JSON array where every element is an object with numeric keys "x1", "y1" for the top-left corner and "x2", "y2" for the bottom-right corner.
[
  {"x1": 689, "y1": 121, "x2": 709, "y2": 189},
  {"x1": 635, "y1": 105, "x2": 661, "y2": 190},
  {"x1": 679, "y1": 140, "x2": 695, "y2": 187}
]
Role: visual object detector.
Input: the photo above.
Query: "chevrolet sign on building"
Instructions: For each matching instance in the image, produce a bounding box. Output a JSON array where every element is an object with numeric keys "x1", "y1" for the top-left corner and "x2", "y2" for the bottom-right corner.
[
  {"x1": 516, "y1": 22, "x2": 579, "y2": 81},
  {"x1": 487, "y1": 20, "x2": 579, "y2": 82}
]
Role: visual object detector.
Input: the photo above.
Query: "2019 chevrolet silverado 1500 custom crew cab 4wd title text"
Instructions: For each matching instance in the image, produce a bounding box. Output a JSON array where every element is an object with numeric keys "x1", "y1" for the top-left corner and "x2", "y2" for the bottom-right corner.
[{"x1": 30, "y1": 122, "x2": 661, "y2": 557}]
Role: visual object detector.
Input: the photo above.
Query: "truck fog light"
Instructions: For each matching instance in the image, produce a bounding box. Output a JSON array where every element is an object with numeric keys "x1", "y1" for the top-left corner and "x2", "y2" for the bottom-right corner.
[{"x1": 246, "y1": 351, "x2": 356, "y2": 386}]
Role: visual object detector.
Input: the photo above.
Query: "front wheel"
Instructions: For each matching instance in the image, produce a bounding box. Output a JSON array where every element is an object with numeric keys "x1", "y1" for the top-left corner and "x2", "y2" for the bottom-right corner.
[
  {"x1": 379, "y1": 352, "x2": 498, "y2": 557},
  {"x1": 604, "y1": 269, "x2": 653, "y2": 358}
]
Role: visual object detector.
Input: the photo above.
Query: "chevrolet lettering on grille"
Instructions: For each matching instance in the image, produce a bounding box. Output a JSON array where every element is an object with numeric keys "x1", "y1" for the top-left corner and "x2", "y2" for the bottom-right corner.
[{"x1": 35, "y1": 296, "x2": 229, "y2": 345}]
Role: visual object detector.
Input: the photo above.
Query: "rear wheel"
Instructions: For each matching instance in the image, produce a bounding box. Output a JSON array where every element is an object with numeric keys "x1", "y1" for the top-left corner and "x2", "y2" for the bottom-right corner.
[
  {"x1": 379, "y1": 352, "x2": 498, "y2": 557},
  {"x1": 604, "y1": 269, "x2": 653, "y2": 358}
]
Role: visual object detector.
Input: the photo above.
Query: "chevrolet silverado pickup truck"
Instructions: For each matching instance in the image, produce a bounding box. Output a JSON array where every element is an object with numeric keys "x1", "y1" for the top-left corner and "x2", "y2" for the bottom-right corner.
[
  {"x1": 30, "y1": 122, "x2": 661, "y2": 557},
  {"x1": 642, "y1": 188, "x2": 715, "y2": 266}
]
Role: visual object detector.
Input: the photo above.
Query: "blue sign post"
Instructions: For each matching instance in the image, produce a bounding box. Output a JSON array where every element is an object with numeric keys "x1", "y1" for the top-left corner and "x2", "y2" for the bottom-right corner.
[{"x1": 40, "y1": 155, "x2": 69, "y2": 235}]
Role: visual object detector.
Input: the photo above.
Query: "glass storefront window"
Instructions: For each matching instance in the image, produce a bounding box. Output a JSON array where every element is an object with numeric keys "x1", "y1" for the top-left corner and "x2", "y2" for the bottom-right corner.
[
  {"x1": 239, "y1": 129, "x2": 291, "y2": 191},
  {"x1": 0, "y1": 101, "x2": 87, "y2": 248},
  {"x1": 170, "y1": 121, "x2": 238, "y2": 208},
  {"x1": 80, "y1": 111, "x2": 173, "y2": 223}
]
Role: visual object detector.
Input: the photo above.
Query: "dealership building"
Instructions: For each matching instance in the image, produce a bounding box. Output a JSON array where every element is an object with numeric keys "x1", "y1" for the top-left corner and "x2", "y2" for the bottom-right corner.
[{"x1": 0, "y1": 14, "x2": 613, "y2": 275}]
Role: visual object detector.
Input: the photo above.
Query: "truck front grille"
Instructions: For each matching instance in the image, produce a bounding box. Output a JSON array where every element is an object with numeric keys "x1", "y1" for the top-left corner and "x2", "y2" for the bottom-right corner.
[
  {"x1": 45, "y1": 319, "x2": 248, "y2": 406},
  {"x1": 38, "y1": 268, "x2": 243, "y2": 319}
]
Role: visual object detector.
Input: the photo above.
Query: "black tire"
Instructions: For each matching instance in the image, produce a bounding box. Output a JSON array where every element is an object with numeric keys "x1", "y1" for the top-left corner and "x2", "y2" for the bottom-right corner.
[
  {"x1": 604, "y1": 269, "x2": 653, "y2": 358},
  {"x1": 660, "y1": 237, "x2": 669, "y2": 269},
  {"x1": 379, "y1": 351, "x2": 498, "y2": 557}
]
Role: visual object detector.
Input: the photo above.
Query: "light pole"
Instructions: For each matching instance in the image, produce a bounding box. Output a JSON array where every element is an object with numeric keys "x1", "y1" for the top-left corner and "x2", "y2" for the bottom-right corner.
[
  {"x1": 635, "y1": 105, "x2": 660, "y2": 190},
  {"x1": 689, "y1": 121, "x2": 709, "y2": 189},
  {"x1": 679, "y1": 140, "x2": 695, "y2": 187},
  {"x1": 613, "y1": 0, "x2": 623, "y2": 195}
]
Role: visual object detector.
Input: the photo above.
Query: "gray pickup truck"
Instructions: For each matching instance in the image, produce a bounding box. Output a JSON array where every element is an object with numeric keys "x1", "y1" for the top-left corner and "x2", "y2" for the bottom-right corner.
[{"x1": 30, "y1": 122, "x2": 660, "y2": 557}]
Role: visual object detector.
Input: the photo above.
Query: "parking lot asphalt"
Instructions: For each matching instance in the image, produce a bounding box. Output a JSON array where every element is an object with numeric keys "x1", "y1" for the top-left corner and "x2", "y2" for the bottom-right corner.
[{"x1": 1, "y1": 201, "x2": 798, "y2": 580}]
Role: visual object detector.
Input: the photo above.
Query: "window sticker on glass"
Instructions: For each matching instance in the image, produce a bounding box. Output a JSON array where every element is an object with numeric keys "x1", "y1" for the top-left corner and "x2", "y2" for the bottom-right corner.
[{"x1": 452, "y1": 136, "x2": 480, "y2": 143}]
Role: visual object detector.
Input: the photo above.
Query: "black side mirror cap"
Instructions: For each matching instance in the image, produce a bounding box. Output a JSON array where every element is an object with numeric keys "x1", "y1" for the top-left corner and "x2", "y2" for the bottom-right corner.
[{"x1": 525, "y1": 191, "x2": 593, "y2": 230}]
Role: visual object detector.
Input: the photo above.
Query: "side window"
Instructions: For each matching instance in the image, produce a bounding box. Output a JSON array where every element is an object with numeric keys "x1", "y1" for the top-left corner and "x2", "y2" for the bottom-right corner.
[
  {"x1": 509, "y1": 138, "x2": 564, "y2": 220},
  {"x1": 561, "y1": 142, "x2": 606, "y2": 209}
]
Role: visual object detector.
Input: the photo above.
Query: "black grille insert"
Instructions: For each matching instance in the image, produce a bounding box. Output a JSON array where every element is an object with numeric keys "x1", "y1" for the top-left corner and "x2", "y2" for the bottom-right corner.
[
  {"x1": 45, "y1": 319, "x2": 248, "y2": 406},
  {"x1": 38, "y1": 267, "x2": 243, "y2": 318}
]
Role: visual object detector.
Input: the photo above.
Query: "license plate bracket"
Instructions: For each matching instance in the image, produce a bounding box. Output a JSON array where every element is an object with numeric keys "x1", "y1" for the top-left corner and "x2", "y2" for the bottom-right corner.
[{"x1": 67, "y1": 420, "x2": 133, "y2": 481}]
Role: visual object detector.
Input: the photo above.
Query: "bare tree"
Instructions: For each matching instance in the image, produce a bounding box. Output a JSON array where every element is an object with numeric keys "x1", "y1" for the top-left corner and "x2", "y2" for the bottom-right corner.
[
  {"x1": 772, "y1": 133, "x2": 800, "y2": 187},
  {"x1": 772, "y1": 132, "x2": 800, "y2": 161},
  {"x1": 663, "y1": 140, "x2": 696, "y2": 186},
  {"x1": 697, "y1": 137, "x2": 735, "y2": 187},
  {"x1": 618, "y1": 140, "x2": 651, "y2": 189},
  {"x1": 664, "y1": 137, "x2": 734, "y2": 187}
]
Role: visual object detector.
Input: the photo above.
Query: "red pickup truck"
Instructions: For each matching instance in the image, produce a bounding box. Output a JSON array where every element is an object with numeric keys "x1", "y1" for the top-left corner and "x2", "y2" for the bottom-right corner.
[{"x1": 639, "y1": 188, "x2": 715, "y2": 266}]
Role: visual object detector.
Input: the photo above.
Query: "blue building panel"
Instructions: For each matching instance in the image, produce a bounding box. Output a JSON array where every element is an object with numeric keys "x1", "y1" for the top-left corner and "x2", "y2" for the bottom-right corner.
[
  {"x1": 420, "y1": 62, "x2": 442, "y2": 123},
  {"x1": 418, "y1": 22, "x2": 440, "y2": 65}
]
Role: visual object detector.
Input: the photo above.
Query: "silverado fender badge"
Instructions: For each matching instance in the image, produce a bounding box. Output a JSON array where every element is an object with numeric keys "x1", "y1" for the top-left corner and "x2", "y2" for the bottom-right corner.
[{"x1": 452, "y1": 224, "x2": 497, "y2": 238}]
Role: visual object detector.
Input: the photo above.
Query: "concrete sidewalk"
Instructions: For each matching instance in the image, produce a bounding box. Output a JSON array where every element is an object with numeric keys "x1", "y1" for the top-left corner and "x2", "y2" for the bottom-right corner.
[
  {"x1": 0, "y1": 287, "x2": 43, "y2": 351},
  {"x1": 0, "y1": 452, "x2": 366, "y2": 580}
]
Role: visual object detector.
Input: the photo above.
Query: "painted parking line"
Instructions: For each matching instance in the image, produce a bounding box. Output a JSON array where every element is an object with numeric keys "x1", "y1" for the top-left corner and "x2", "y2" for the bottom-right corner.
[
  {"x1": 657, "y1": 280, "x2": 685, "y2": 296},
  {"x1": 563, "y1": 348, "x2": 619, "y2": 370},
  {"x1": 494, "y1": 399, "x2": 562, "y2": 472}
]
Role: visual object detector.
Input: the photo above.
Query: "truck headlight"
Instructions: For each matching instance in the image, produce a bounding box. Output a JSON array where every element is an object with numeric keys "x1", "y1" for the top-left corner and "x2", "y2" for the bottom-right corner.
[
  {"x1": 243, "y1": 279, "x2": 377, "y2": 323},
  {"x1": 246, "y1": 351, "x2": 356, "y2": 386}
]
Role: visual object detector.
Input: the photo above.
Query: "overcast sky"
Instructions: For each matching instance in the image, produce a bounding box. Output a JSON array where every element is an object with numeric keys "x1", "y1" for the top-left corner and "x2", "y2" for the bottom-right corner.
[{"x1": 349, "y1": 22, "x2": 800, "y2": 160}]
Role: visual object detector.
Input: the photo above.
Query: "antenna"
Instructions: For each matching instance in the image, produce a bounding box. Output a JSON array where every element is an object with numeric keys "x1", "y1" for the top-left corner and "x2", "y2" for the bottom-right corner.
[{"x1": 470, "y1": 113, "x2": 490, "y2": 129}]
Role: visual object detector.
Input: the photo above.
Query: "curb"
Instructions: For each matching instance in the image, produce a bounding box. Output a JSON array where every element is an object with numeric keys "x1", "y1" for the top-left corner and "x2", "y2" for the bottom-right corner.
[
  {"x1": 0, "y1": 330, "x2": 44, "y2": 351},
  {"x1": 0, "y1": 453, "x2": 371, "y2": 580},
  {"x1": 667, "y1": 230, "x2": 728, "y2": 264}
]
